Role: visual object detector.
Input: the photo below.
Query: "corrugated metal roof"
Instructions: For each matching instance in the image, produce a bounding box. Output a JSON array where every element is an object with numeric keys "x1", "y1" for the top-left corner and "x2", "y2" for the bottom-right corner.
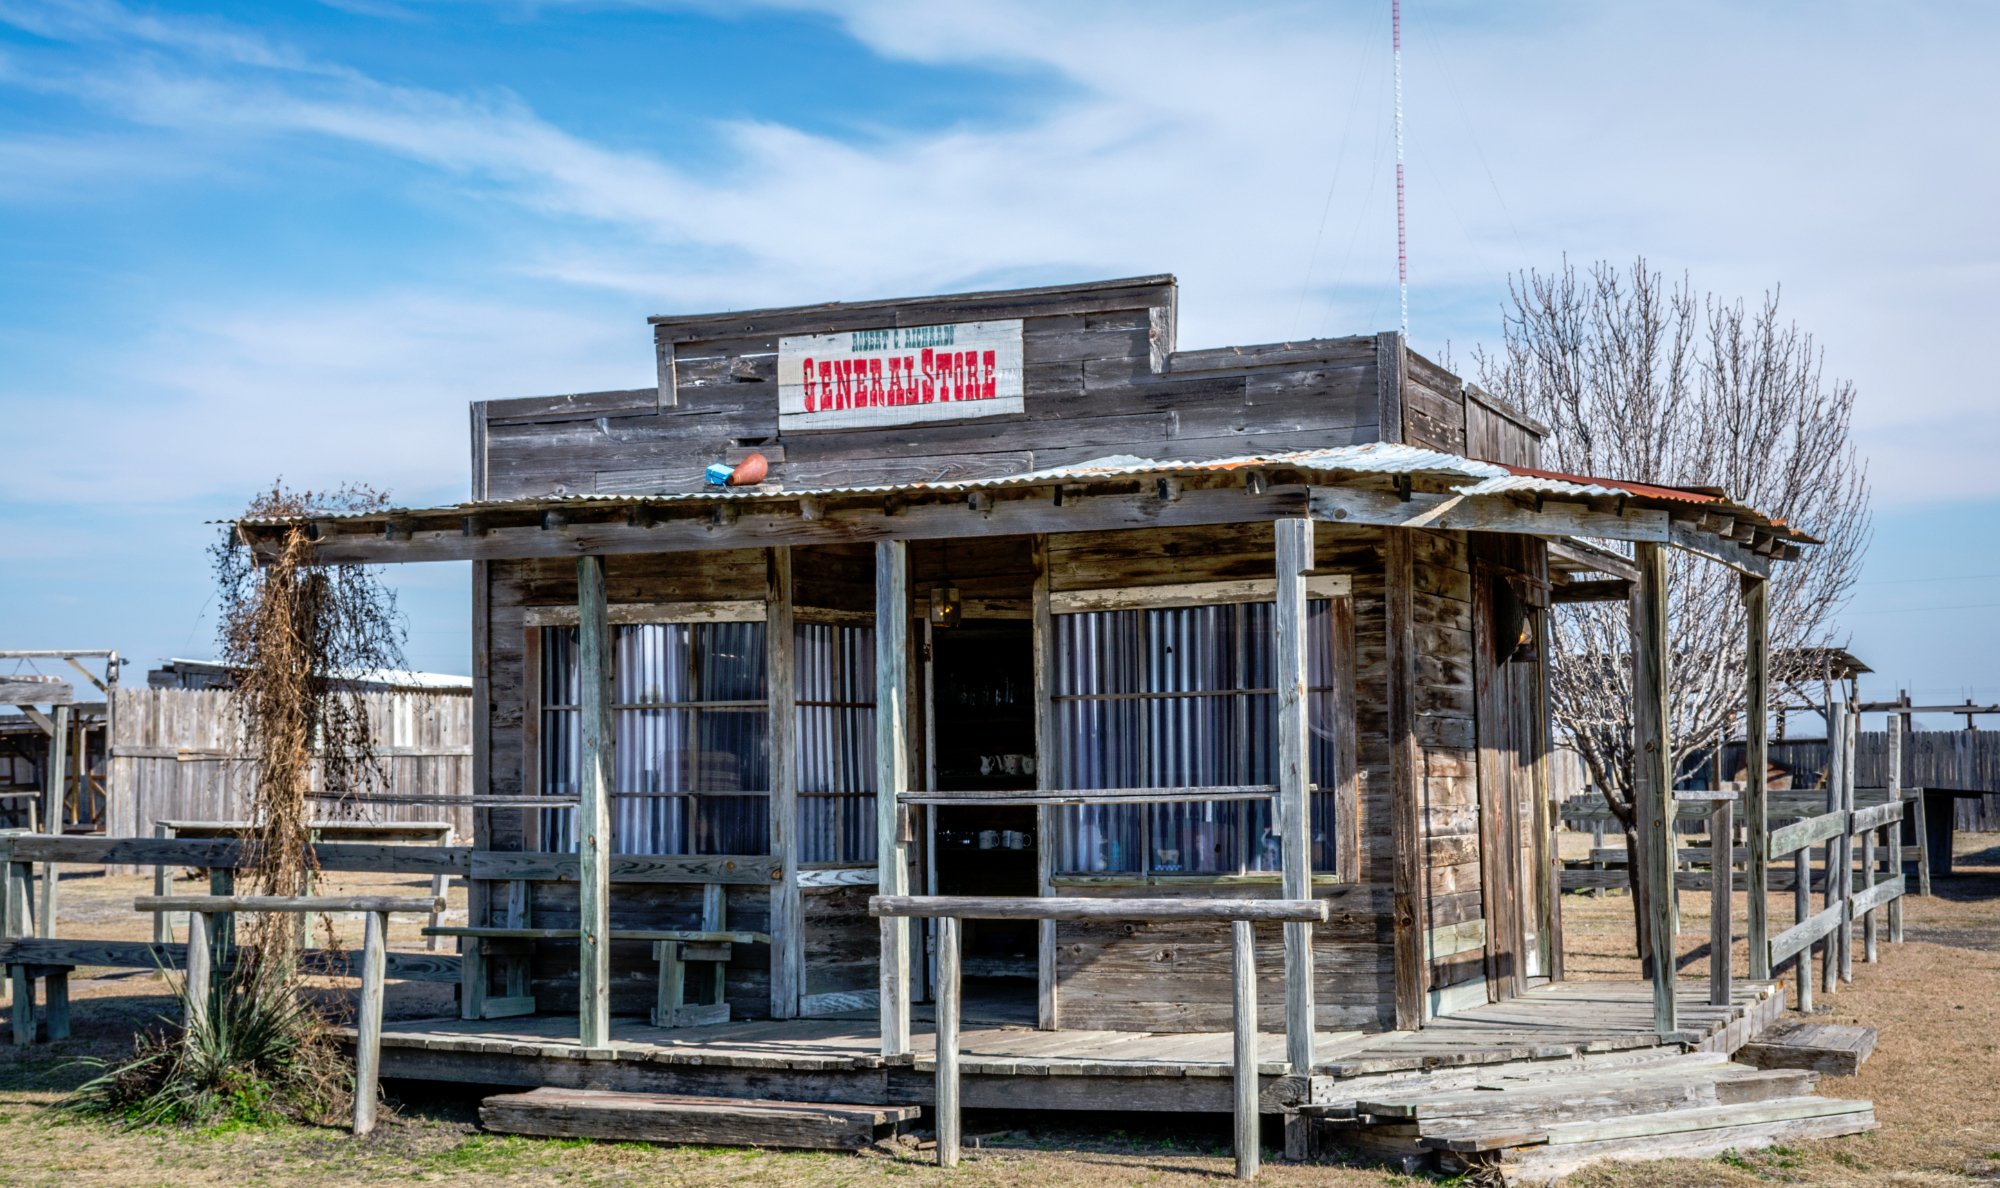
[{"x1": 232, "y1": 441, "x2": 1812, "y2": 546}]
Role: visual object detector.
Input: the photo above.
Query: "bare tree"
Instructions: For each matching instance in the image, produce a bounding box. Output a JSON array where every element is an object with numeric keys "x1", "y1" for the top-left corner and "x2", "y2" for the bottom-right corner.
[{"x1": 1476, "y1": 259, "x2": 1871, "y2": 964}]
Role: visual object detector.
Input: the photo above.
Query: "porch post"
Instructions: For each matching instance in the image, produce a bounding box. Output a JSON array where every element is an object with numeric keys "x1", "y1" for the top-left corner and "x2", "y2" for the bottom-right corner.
[
  {"x1": 1274, "y1": 516, "x2": 1316, "y2": 1073},
  {"x1": 1384, "y1": 530, "x2": 1426, "y2": 1029},
  {"x1": 875, "y1": 540, "x2": 912, "y2": 1057},
  {"x1": 576, "y1": 554, "x2": 612, "y2": 1048},
  {"x1": 1743, "y1": 575, "x2": 1770, "y2": 980},
  {"x1": 1631, "y1": 541, "x2": 1676, "y2": 1036},
  {"x1": 39, "y1": 703, "x2": 69, "y2": 937},
  {"x1": 768, "y1": 547, "x2": 802, "y2": 1019}
]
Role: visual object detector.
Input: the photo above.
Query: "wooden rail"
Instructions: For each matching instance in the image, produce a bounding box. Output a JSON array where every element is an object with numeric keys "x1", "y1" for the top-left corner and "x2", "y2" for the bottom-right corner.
[
  {"x1": 870, "y1": 894, "x2": 1330, "y2": 1180},
  {"x1": 132, "y1": 894, "x2": 444, "y2": 1137}
]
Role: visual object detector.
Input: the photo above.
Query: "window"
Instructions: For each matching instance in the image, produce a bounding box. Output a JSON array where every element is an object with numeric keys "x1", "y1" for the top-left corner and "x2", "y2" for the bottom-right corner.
[
  {"x1": 1052, "y1": 598, "x2": 1349, "y2": 877},
  {"x1": 795, "y1": 620, "x2": 877, "y2": 865},
  {"x1": 537, "y1": 621, "x2": 770, "y2": 855}
]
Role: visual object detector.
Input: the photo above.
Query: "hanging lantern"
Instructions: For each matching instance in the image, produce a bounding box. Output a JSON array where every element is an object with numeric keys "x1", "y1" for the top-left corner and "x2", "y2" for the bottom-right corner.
[{"x1": 929, "y1": 584, "x2": 962, "y2": 629}]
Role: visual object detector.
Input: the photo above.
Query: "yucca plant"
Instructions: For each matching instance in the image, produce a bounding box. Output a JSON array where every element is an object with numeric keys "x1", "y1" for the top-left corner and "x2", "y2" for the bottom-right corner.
[{"x1": 68, "y1": 952, "x2": 351, "y2": 1128}]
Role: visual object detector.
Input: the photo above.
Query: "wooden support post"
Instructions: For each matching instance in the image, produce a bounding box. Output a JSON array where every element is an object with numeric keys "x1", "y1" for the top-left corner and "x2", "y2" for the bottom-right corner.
[
  {"x1": 353, "y1": 910, "x2": 387, "y2": 1136},
  {"x1": 1273, "y1": 516, "x2": 1315, "y2": 1074},
  {"x1": 1836, "y1": 702, "x2": 1855, "y2": 986},
  {"x1": 1886, "y1": 718, "x2": 1904, "y2": 942},
  {"x1": 1631, "y1": 542, "x2": 1676, "y2": 1036},
  {"x1": 875, "y1": 540, "x2": 912, "y2": 1057},
  {"x1": 1862, "y1": 824, "x2": 1879, "y2": 964},
  {"x1": 38, "y1": 703, "x2": 68, "y2": 939},
  {"x1": 767, "y1": 547, "x2": 802, "y2": 1019},
  {"x1": 152, "y1": 822, "x2": 171, "y2": 946},
  {"x1": 1743, "y1": 576, "x2": 1771, "y2": 980},
  {"x1": 1709, "y1": 796, "x2": 1733, "y2": 1007},
  {"x1": 1383, "y1": 531, "x2": 1426, "y2": 1029},
  {"x1": 1900, "y1": 693, "x2": 1931, "y2": 895},
  {"x1": 575, "y1": 554, "x2": 613, "y2": 1049},
  {"x1": 1232, "y1": 918, "x2": 1260, "y2": 1181},
  {"x1": 184, "y1": 909, "x2": 213, "y2": 1041},
  {"x1": 1820, "y1": 702, "x2": 1843, "y2": 1000},
  {"x1": 934, "y1": 915, "x2": 961, "y2": 1169},
  {"x1": 1793, "y1": 846, "x2": 1812, "y2": 1012},
  {"x1": 1031, "y1": 538, "x2": 1059, "y2": 1031},
  {"x1": 9, "y1": 962, "x2": 30, "y2": 1046}
]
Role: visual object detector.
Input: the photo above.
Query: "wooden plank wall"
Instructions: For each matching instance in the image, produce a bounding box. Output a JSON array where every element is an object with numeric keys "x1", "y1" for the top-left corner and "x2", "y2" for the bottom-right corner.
[
  {"x1": 1047, "y1": 522, "x2": 1396, "y2": 1032},
  {"x1": 1409, "y1": 531, "x2": 1487, "y2": 1000},
  {"x1": 481, "y1": 278, "x2": 1393, "y2": 500},
  {"x1": 1754, "y1": 733, "x2": 2000, "y2": 831},
  {"x1": 105, "y1": 687, "x2": 474, "y2": 855}
]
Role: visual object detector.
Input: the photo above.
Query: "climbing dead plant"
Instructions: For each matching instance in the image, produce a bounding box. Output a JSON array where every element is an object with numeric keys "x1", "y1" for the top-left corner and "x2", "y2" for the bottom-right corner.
[{"x1": 211, "y1": 483, "x2": 407, "y2": 946}]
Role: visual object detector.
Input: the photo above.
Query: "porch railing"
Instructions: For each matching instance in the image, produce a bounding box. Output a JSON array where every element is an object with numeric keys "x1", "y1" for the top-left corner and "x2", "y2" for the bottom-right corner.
[{"x1": 869, "y1": 893, "x2": 1329, "y2": 1181}]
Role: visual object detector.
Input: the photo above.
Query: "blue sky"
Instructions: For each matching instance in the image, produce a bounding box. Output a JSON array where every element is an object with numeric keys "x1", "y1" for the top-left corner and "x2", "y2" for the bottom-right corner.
[{"x1": 1, "y1": 0, "x2": 1996, "y2": 725}]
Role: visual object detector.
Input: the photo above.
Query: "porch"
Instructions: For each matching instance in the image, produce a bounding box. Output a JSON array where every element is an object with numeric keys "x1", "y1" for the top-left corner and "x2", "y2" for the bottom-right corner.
[{"x1": 366, "y1": 978, "x2": 1785, "y2": 1113}]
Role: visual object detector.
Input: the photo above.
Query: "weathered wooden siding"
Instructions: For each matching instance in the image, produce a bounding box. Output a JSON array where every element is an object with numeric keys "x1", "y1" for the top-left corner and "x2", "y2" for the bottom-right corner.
[
  {"x1": 1409, "y1": 531, "x2": 1486, "y2": 996},
  {"x1": 105, "y1": 686, "x2": 474, "y2": 843},
  {"x1": 482, "y1": 278, "x2": 1392, "y2": 499}
]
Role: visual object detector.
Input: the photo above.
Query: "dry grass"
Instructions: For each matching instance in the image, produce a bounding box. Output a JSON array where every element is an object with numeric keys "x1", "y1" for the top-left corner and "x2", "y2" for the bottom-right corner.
[{"x1": 2, "y1": 840, "x2": 1996, "y2": 1185}]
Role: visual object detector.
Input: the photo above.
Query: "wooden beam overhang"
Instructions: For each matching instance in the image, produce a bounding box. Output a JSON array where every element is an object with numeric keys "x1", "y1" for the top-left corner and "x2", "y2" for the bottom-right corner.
[{"x1": 247, "y1": 471, "x2": 1801, "y2": 575}]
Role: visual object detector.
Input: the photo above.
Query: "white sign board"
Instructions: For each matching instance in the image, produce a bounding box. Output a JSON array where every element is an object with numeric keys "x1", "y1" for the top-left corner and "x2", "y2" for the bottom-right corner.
[{"x1": 777, "y1": 319, "x2": 1024, "y2": 432}]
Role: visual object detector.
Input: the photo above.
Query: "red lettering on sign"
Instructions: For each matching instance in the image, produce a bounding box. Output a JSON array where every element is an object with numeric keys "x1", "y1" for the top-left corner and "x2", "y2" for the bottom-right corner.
[
  {"x1": 802, "y1": 357, "x2": 817, "y2": 411},
  {"x1": 982, "y1": 349, "x2": 996, "y2": 399},
  {"x1": 868, "y1": 357, "x2": 884, "y2": 406}
]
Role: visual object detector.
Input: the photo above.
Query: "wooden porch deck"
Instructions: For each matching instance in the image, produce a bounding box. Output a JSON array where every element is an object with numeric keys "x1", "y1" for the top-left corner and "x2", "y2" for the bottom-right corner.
[{"x1": 370, "y1": 979, "x2": 1784, "y2": 1113}]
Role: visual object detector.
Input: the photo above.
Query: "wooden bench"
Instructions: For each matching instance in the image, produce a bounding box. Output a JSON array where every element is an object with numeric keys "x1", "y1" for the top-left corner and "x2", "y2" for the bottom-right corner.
[{"x1": 444, "y1": 852, "x2": 779, "y2": 1027}]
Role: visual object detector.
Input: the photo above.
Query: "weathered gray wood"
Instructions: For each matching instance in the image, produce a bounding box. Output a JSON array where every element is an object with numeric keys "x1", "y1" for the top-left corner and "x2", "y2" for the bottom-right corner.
[
  {"x1": 467, "y1": 851, "x2": 779, "y2": 884},
  {"x1": 1831, "y1": 701, "x2": 1852, "y2": 991},
  {"x1": 1885, "y1": 718, "x2": 1904, "y2": 942},
  {"x1": 1848, "y1": 801, "x2": 1902, "y2": 834},
  {"x1": 1272, "y1": 515, "x2": 1315, "y2": 1077},
  {"x1": 152, "y1": 822, "x2": 171, "y2": 946},
  {"x1": 934, "y1": 914, "x2": 961, "y2": 1168},
  {"x1": 7, "y1": 834, "x2": 471, "y2": 874},
  {"x1": 1309, "y1": 487, "x2": 1669, "y2": 543},
  {"x1": 1031, "y1": 535, "x2": 1058, "y2": 1031},
  {"x1": 874, "y1": 540, "x2": 911, "y2": 1058},
  {"x1": 184, "y1": 909, "x2": 212, "y2": 1041},
  {"x1": 1861, "y1": 820, "x2": 1878, "y2": 964},
  {"x1": 577, "y1": 553, "x2": 613, "y2": 1049},
  {"x1": 767, "y1": 547, "x2": 801, "y2": 1020},
  {"x1": 1709, "y1": 797, "x2": 1733, "y2": 1008},
  {"x1": 427, "y1": 926, "x2": 767, "y2": 944},
  {"x1": 1384, "y1": 530, "x2": 1425, "y2": 1029},
  {"x1": 0, "y1": 680, "x2": 73, "y2": 705},
  {"x1": 1738, "y1": 1021, "x2": 1877, "y2": 1076},
  {"x1": 38, "y1": 703, "x2": 67, "y2": 938},
  {"x1": 1848, "y1": 875, "x2": 1903, "y2": 918},
  {"x1": 354, "y1": 911, "x2": 387, "y2": 1135},
  {"x1": 869, "y1": 895, "x2": 1328, "y2": 923},
  {"x1": 0, "y1": 937, "x2": 455, "y2": 982},
  {"x1": 479, "y1": 1087, "x2": 917, "y2": 1149},
  {"x1": 902, "y1": 785, "x2": 1280, "y2": 806},
  {"x1": 135, "y1": 894, "x2": 444, "y2": 914},
  {"x1": 1630, "y1": 542, "x2": 1675, "y2": 1036},
  {"x1": 1770, "y1": 902, "x2": 1844, "y2": 967},
  {"x1": 1769, "y1": 811, "x2": 1848, "y2": 858},
  {"x1": 1231, "y1": 918, "x2": 1259, "y2": 1180},
  {"x1": 9, "y1": 962, "x2": 31, "y2": 1046},
  {"x1": 1792, "y1": 844, "x2": 1812, "y2": 1012}
]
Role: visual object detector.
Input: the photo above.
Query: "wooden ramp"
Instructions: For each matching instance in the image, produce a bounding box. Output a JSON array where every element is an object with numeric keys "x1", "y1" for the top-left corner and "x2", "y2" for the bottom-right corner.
[
  {"x1": 479, "y1": 1088, "x2": 919, "y2": 1150},
  {"x1": 1295, "y1": 1047, "x2": 1875, "y2": 1182}
]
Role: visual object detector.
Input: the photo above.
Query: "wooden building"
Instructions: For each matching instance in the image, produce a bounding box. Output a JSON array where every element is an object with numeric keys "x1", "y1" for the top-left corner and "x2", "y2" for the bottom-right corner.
[{"x1": 234, "y1": 275, "x2": 1811, "y2": 1083}]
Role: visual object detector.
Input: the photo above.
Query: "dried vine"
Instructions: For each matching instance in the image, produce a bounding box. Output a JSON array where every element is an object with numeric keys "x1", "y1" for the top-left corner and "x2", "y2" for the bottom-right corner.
[{"x1": 210, "y1": 483, "x2": 406, "y2": 949}]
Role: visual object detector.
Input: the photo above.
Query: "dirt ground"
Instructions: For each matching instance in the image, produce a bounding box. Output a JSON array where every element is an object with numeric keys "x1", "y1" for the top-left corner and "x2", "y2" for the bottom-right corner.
[{"x1": 0, "y1": 839, "x2": 1995, "y2": 1187}]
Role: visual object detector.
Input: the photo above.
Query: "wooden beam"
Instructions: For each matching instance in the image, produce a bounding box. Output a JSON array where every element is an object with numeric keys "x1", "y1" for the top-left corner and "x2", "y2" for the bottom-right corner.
[
  {"x1": 0, "y1": 681, "x2": 71, "y2": 707},
  {"x1": 934, "y1": 915, "x2": 961, "y2": 1169},
  {"x1": 1550, "y1": 579, "x2": 1632, "y2": 603},
  {"x1": 39, "y1": 703, "x2": 67, "y2": 937},
  {"x1": 576, "y1": 554, "x2": 612, "y2": 1049},
  {"x1": 1231, "y1": 919, "x2": 1259, "y2": 1181},
  {"x1": 1273, "y1": 516, "x2": 1314, "y2": 1075},
  {"x1": 1384, "y1": 531, "x2": 1426, "y2": 1029},
  {"x1": 1031, "y1": 537, "x2": 1059, "y2": 1031},
  {"x1": 868, "y1": 896, "x2": 1329, "y2": 923},
  {"x1": 1708, "y1": 796, "x2": 1733, "y2": 1007},
  {"x1": 1311, "y1": 487, "x2": 1669, "y2": 542},
  {"x1": 1545, "y1": 537, "x2": 1641, "y2": 583},
  {"x1": 1667, "y1": 520, "x2": 1771, "y2": 578},
  {"x1": 1631, "y1": 541, "x2": 1676, "y2": 1037},
  {"x1": 767, "y1": 547, "x2": 801, "y2": 1020},
  {"x1": 1886, "y1": 718, "x2": 1904, "y2": 942},
  {"x1": 291, "y1": 483, "x2": 1314, "y2": 565},
  {"x1": 875, "y1": 540, "x2": 912, "y2": 1058},
  {"x1": 1743, "y1": 576, "x2": 1771, "y2": 980}
]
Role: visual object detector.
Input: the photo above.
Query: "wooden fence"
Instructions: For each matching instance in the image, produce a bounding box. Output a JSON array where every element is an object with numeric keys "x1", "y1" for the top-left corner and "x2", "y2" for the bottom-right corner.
[{"x1": 105, "y1": 688, "x2": 475, "y2": 846}]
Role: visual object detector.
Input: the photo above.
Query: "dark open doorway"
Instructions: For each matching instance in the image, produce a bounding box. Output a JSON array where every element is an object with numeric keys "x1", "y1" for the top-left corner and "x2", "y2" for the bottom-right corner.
[{"x1": 928, "y1": 620, "x2": 1037, "y2": 1019}]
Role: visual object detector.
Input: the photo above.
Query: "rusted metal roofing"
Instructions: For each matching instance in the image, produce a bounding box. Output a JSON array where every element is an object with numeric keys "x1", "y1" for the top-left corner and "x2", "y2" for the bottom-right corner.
[{"x1": 233, "y1": 441, "x2": 1813, "y2": 546}]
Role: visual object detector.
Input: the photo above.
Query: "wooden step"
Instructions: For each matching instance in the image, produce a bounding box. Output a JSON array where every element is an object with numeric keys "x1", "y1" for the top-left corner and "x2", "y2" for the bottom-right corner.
[
  {"x1": 1364, "y1": 1066, "x2": 1819, "y2": 1137},
  {"x1": 1738, "y1": 1020, "x2": 1877, "y2": 1076},
  {"x1": 1434, "y1": 1097, "x2": 1877, "y2": 1182},
  {"x1": 479, "y1": 1088, "x2": 921, "y2": 1150}
]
